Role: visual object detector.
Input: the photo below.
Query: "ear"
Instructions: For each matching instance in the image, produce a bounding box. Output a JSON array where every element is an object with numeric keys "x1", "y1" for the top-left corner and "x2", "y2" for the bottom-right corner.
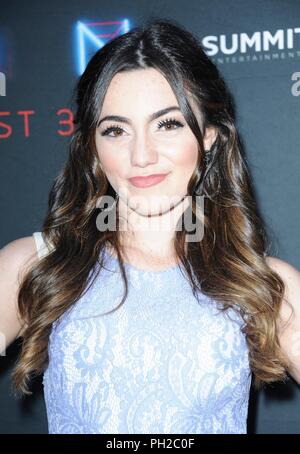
[{"x1": 203, "y1": 126, "x2": 218, "y2": 151}]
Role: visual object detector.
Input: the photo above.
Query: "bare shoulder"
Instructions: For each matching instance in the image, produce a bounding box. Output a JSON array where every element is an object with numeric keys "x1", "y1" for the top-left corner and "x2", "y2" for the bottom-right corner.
[
  {"x1": 265, "y1": 256, "x2": 300, "y2": 309},
  {"x1": 265, "y1": 255, "x2": 300, "y2": 319},
  {"x1": 0, "y1": 235, "x2": 38, "y2": 280},
  {"x1": 265, "y1": 255, "x2": 300, "y2": 384},
  {"x1": 0, "y1": 235, "x2": 37, "y2": 257},
  {"x1": 265, "y1": 255, "x2": 300, "y2": 277},
  {"x1": 0, "y1": 235, "x2": 38, "y2": 349}
]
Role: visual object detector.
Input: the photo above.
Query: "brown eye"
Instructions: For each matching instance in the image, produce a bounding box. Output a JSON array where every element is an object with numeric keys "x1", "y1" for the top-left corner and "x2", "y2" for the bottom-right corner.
[
  {"x1": 101, "y1": 125, "x2": 125, "y2": 137},
  {"x1": 157, "y1": 118, "x2": 184, "y2": 131}
]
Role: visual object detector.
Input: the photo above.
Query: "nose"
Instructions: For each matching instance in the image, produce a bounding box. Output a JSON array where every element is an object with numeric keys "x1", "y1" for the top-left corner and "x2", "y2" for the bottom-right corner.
[{"x1": 130, "y1": 131, "x2": 159, "y2": 168}]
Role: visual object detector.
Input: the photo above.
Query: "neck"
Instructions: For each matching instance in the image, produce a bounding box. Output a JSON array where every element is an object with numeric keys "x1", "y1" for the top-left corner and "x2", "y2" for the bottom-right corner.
[{"x1": 117, "y1": 195, "x2": 190, "y2": 258}]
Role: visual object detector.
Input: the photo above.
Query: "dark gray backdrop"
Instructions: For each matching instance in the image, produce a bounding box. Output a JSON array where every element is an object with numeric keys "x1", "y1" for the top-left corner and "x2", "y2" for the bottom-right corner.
[{"x1": 0, "y1": 0, "x2": 299, "y2": 434}]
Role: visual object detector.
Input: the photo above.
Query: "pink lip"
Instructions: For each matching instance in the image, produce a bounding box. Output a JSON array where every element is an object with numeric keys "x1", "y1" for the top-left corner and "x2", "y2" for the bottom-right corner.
[{"x1": 128, "y1": 173, "x2": 170, "y2": 188}]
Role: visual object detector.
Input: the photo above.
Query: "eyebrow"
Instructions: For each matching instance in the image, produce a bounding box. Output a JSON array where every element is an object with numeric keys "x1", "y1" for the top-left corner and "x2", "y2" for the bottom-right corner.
[{"x1": 97, "y1": 106, "x2": 181, "y2": 127}]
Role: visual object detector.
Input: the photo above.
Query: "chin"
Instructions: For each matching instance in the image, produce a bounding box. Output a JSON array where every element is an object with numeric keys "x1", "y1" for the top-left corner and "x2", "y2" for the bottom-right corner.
[{"x1": 130, "y1": 197, "x2": 184, "y2": 217}]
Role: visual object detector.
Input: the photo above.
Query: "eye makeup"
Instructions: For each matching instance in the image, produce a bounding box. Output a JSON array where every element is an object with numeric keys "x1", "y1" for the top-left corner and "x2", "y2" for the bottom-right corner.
[{"x1": 100, "y1": 117, "x2": 185, "y2": 137}]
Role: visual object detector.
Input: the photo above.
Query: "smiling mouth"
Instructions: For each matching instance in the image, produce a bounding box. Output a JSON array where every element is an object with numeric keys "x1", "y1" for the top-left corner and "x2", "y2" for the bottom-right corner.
[{"x1": 128, "y1": 173, "x2": 170, "y2": 188}]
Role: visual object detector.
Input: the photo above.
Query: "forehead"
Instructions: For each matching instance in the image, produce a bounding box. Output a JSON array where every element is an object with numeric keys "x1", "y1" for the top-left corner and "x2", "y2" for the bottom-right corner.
[{"x1": 100, "y1": 68, "x2": 179, "y2": 114}]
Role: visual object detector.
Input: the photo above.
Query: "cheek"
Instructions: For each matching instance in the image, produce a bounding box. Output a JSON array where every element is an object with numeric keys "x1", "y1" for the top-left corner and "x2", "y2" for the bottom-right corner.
[
  {"x1": 165, "y1": 138, "x2": 199, "y2": 197},
  {"x1": 97, "y1": 146, "x2": 124, "y2": 178},
  {"x1": 170, "y1": 137, "x2": 199, "y2": 172},
  {"x1": 95, "y1": 134, "x2": 118, "y2": 174}
]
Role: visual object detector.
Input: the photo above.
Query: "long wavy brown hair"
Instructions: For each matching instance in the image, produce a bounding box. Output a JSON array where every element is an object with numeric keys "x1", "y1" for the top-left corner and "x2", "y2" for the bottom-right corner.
[{"x1": 12, "y1": 17, "x2": 293, "y2": 397}]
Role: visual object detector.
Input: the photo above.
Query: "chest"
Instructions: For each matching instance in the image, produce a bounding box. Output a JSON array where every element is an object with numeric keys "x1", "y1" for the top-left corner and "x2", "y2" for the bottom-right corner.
[
  {"x1": 43, "y1": 276, "x2": 252, "y2": 434},
  {"x1": 46, "y1": 290, "x2": 250, "y2": 397}
]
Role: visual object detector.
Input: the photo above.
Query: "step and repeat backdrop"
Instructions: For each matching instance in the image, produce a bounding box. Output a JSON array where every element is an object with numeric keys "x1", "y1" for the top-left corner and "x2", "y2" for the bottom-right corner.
[{"x1": 1, "y1": 0, "x2": 300, "y2": 434}]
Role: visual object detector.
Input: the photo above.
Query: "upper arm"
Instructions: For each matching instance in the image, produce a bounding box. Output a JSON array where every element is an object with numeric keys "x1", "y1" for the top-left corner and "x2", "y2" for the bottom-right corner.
[
  {"x1": 265, "y1": 256, "x2": 300, "y2": 385},
  {"x1": 0, "y1": 236, "x2": 38, "y2": 354}
]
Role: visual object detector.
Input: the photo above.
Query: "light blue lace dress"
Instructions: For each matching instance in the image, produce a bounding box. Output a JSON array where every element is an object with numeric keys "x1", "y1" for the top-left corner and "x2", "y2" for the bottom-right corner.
[{"x1": 32, "y1": 231, "x2": 252, "y2": 434}]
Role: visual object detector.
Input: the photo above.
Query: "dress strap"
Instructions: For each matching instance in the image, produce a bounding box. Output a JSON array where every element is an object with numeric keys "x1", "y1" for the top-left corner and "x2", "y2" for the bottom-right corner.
[{"x1": 32, "y1": 231, "x2": 53, "y2": 259}]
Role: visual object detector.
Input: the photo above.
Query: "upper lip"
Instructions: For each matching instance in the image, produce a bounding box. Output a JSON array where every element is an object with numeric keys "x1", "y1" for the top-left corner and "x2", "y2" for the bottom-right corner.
[{"x1": 129, "y1": 172, "x2": 169, "y2": 178}]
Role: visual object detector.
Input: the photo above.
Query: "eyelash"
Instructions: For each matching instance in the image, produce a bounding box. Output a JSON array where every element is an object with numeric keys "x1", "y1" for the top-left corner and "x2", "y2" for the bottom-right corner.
[{"x1": 100, "y1": 117, "x2": 184, "y2": 137}]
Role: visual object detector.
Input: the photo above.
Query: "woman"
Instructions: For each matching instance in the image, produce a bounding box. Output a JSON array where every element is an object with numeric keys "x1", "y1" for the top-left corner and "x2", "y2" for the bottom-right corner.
[{"x1": 0, "y1": 18, "x2": 300, "y2": 434}]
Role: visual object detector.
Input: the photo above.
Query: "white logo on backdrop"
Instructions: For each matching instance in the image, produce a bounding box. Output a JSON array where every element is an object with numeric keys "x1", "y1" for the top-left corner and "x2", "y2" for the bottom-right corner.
[{"x1": 202, "y1": 27, "x2": 300, "y2": 64}]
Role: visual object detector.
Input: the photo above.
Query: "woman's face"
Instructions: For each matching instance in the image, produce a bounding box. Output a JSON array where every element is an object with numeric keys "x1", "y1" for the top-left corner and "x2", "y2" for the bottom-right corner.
[{"x1": 95, "y1": 68, "x2": 210, "y2": 216}]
